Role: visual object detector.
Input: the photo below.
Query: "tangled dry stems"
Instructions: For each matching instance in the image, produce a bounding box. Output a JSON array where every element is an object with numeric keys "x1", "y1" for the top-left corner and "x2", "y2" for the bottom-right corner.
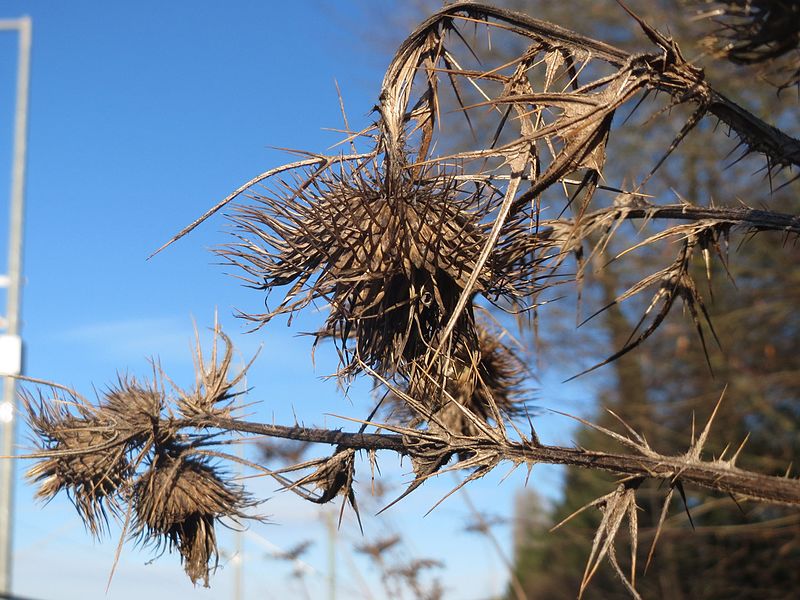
[
  {"x1": 385, "y1": 321, "x2": 530, "y2": 438},
  {"x1": 16, "y1": 1, "x2": 800, "y2": 595}
]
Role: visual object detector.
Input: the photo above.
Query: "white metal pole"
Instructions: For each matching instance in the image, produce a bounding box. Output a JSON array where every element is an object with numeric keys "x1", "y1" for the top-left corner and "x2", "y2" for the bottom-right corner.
[{"x1": 0, "y1": 15, "x2": 31, "y2": 595}]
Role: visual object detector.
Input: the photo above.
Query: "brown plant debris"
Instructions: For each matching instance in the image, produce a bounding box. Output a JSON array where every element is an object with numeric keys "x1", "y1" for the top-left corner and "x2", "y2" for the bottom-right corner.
[
  {"x1": 25, "y1": 395, "x2": 131, "y2": 536},
  {"x1": 355, "y1": 534, "x2": 402, "y2": 560},
  {"x1": 191, "y1": 0, "x2": 800, "y2": 429},
  {"x1": 259, "y1": 438, "x2": 310, "y2": 465},
  {"x1": 18, "y1": 1, "x2": 800, "y2": 595},
  {"x1": 269, "y1": 540, "x2": 314, "y2": 562},
  {"x1": 270, "y1": 446, "x2": 361, "y2": 528},
  {"x1": 18, "y1": 323, "x2": 800, "y2": 594},
  {"x1": 176, "y1": 328, "x2": 251, "y2": 421}
]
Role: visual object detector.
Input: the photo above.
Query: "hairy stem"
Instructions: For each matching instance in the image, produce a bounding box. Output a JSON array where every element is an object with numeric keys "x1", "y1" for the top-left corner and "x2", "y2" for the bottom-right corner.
[
  {"x1": 204, "y1": 416, "x2": 800, "y2": 507},
  {"x1": 556, "y1": 204, "x2": 800, "y2": 235}
]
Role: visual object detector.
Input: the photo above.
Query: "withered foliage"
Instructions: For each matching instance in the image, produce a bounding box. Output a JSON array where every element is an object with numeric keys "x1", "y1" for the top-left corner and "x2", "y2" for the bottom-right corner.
[
  {"x1": 16, "y1": 1, "x2": 800, "y2": 596},
  {"x1": 26, "y1": 398, "x2": 132, "y2": 535},
  {"x1": 206, "y1": 0, "x2": 799, "y2": 423},
  {"x1": 356, "y1": 527, "x2": 445, "y2": 599}
]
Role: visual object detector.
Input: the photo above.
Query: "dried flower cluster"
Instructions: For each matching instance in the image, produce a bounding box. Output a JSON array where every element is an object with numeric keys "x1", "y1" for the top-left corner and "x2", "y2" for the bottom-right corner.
[
  {"x1": 23, "y1": 330, "x2": 257, "y2": 586},
  {"x1": 131, "y1": 455, "x2": 248, "y2": 585},
  {"x1": 222, "y1": 161, "x2": 547, "y2": 428},
  {"x1": 213, "y1": 0, "x2": 799, "y2": 433}
]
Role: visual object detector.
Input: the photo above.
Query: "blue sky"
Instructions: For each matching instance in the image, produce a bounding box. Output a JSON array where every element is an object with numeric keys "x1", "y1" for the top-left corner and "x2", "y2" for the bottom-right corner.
[{"x1": 0, "y1": 2, "x2": 596, "y2": 599}]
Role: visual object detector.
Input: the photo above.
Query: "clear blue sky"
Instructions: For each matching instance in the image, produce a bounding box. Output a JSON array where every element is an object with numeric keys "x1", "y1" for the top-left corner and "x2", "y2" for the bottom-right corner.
[{"x1": 0, "y1": 2, "x2": 595, "y2": 599}]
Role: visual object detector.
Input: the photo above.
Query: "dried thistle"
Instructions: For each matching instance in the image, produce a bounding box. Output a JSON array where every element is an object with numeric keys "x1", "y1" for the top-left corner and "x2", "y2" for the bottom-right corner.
[
  {"x1": 260, "y1": 438, "x2": 310, "y2": 465},
  {"x1": 17, "y1": 3, "x2": 800, "y2": 596},
  {"x1": 270, "y1": 540, "x2": 313, "y2": 562},
  {"x1": 99, "y1": 377, "x2": 165, "y2": 443},
  {"x1": 272, "y1": 446, "x2": 360, "y2": 526},
  {"x1": 388, "y1": 323, "x2": 530, "y2": 437},
  {"x1": 176, "y1": 328, "x2": 250, "y2": 420},
  {"x1": 132, "y1": 454, "x2": 255, "y2": 587},
  {"x1": 355, "y1": 534, "x2": 402, "y2": 561},
  {"x1": 222, "y1": 164, "x2": 545, "y2": 387},
  {"x1": 21, "y1": 324, "x2": 262, "y2": 587},
  {"x1": 24, "y1": 391, "x2": 130, "y2": 536},
  {"x1": 148, "y1": 2, "x2": 799, "y2": 412}
]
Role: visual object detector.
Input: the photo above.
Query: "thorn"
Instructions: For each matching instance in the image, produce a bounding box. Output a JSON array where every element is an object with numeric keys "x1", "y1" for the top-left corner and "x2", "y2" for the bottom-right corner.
[
  {"x1": 524, "y1": 461, "x2": 534, "y2": 487},
  {"x1": 689, "y1": 386, "x2": 726, "y2": 460},
  {"x1": 729, "y1": 432, "x2": 750, "y2": 466},
  {"x1": 728, "y1": 492, "x2": 746, "y2": 515},
  {"x1": 525, "y1": 405, "x2": 541, "y2": 447},
  {"x1": 645, "y1": 487, "x2": 674, "y2": 573},
  {"x1": 718, "y1": 443, "x2": 730, "y2": 462},
  {"x1": 675, "y1": 481, "x2": 695, "y2": 530}
]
